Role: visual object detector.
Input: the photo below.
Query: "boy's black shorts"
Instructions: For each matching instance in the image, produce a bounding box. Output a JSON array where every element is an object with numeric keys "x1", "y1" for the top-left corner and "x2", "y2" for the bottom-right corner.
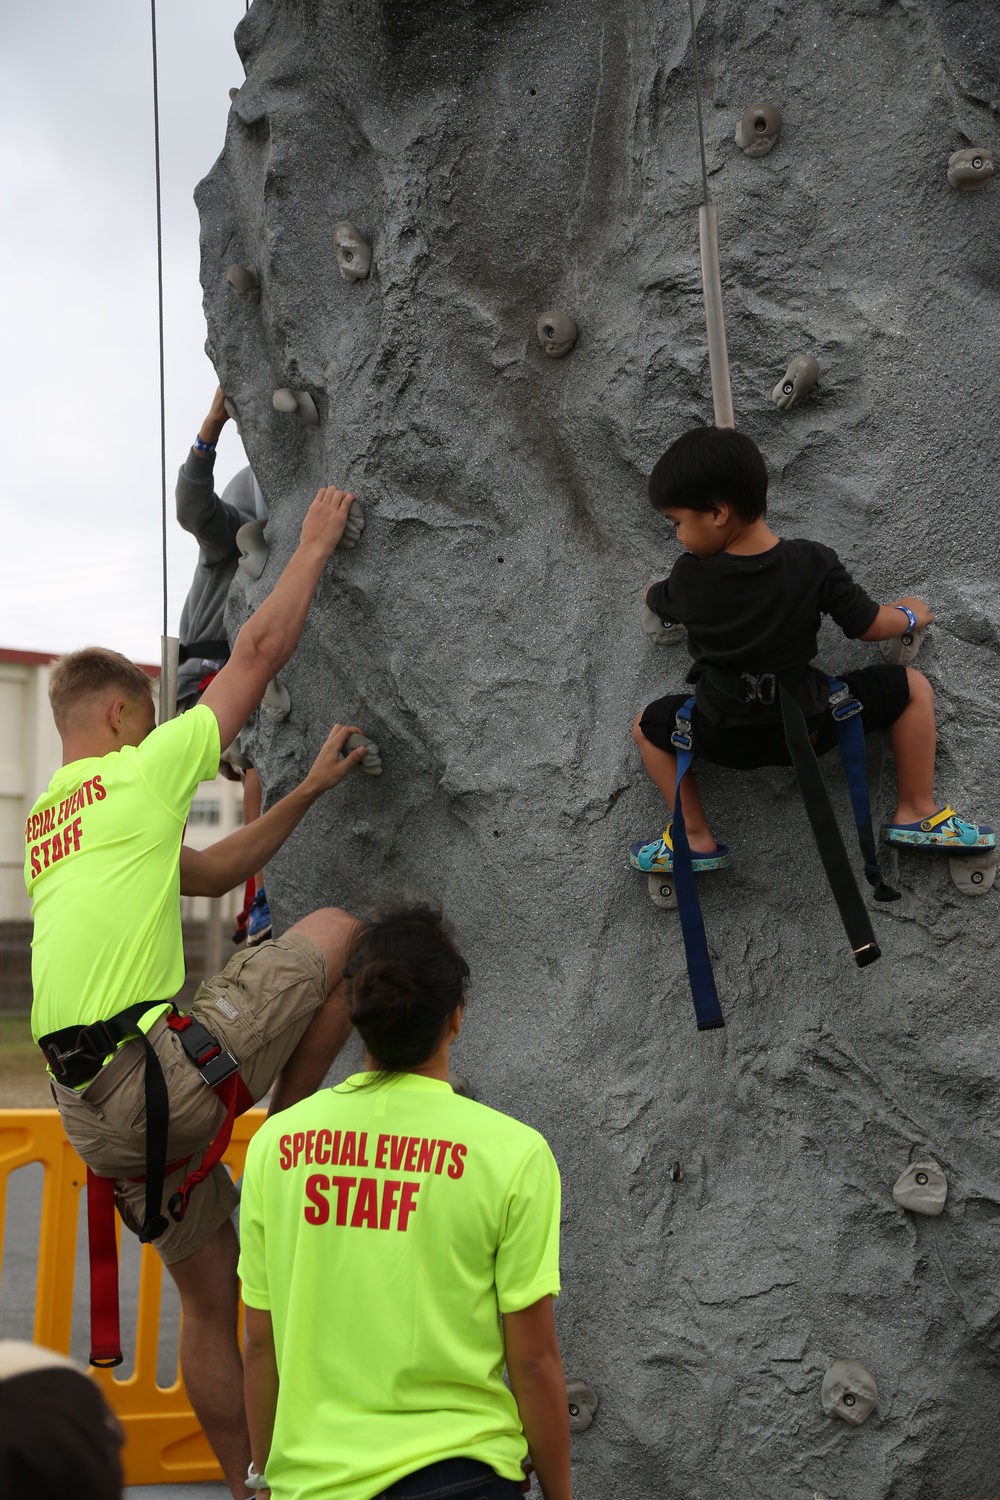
[{"x1": 639, "y1": 663, "x2": 910, "y2": 770}]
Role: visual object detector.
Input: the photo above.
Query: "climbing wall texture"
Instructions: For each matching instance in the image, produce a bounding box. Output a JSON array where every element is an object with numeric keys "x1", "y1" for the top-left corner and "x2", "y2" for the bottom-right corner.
[{"x1": 198, "y1": 2, "x2": 1000, "y2": 1495}]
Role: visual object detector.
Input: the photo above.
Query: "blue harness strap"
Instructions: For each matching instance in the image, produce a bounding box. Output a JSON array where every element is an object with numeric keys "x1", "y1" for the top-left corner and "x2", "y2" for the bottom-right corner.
[
  {"x1": 670, "y1": 699, "x2": 725, "y2": 1031},
  {"x1": 827, "y1": 677, "x2": 900, "y2": 903}
]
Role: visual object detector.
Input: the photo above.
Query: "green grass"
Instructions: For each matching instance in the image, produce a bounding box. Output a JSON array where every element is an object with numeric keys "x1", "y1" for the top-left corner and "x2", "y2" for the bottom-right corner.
[{"x1": 0, "y1": 1014, "x2": 54, "y2": 1107}]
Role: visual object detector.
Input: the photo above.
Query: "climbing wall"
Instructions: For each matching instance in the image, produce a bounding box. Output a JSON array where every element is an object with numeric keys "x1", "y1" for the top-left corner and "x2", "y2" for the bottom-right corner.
[{"x1": 198, "y1": 2, "x2": 1000, "y2": 1495}]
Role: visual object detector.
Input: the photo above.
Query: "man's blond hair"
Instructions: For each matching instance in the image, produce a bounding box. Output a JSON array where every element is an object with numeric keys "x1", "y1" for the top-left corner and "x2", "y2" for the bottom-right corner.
[{"x1": 48, "y1": 648, "x2": 154, "y2": 732}]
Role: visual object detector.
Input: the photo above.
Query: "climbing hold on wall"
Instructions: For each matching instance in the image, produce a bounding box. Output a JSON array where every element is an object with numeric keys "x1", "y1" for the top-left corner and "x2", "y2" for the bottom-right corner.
[
  {"x1": 226, "y1": 263, "x2": 260, "y2": 304},
  {"x1": 449, "y1": 1071, "x2": 475, "y2": 1099},
  {"x1": 772, "y1": 354, "x2": 819, "y2": 410},
  {"x1": 566, "y1": 1379, "x2": 598, "y2": 1433},
  {"x1": 333, "y1": 221, "x2": 372, "y2": 282},
  {"x1": 642, "y1": 602, "x2": 685, "y2": 647},
  {"x1": 236, "y1": 520, "x2": 269, "y2": 581},
  {"x1": 648, "y1": 873, "x2": 677, "y2": 910},
  {"x1": 949, "y1": 849, "x2": 998, "y2": 897},
  {"x1": 338, "y1": 500, "x2": 365, "y2": 551},
  {"x1": 821, "y1": 1360, "x2": 877, "y2": 1426},
  {"x1": 892, "y1": 1157, "x2": 947, "y2": 1216},
  {"x1": 273, "y1": 388, "x2": 320, "y2": 426},
  {"x1": 263, "y1": 678, "x2": 291, "y2": 723},
  {"x1": 224, "y1": 397, "x2": 240, "y2": 425},
  {"x1": 880, "y1": 625, "x2": 925, "y2": 666},
  {"x1": 343, "y1": 732, "x2": 382, "y2": 775},
  {"x1": 947, "y1": 148, "x2": 994, "y2": 191},
  {"x1": 221, "y1": 735, "x2": 251, "y2": 773},
  {"x1": 735, "y1": 102, "x2": 782, "y2": 158},
  {"x1": 229, "y1": 87, "x2": 240, "y2": 102},
  {"x1": 536, "y1": 311, "x2": 578, "y2": 359},
  {"x1": 669, "y1": 1160, "x2": 684, "y2": 1182}
]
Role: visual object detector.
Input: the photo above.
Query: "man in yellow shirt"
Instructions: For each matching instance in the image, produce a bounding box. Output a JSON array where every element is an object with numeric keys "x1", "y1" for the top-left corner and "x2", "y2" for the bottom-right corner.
[{"x1": 25, "y1": 484, "x2": 367, "y2": 1499}]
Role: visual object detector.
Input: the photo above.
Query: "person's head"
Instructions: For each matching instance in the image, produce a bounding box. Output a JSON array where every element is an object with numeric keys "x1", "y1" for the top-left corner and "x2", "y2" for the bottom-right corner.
[
  {"x1": 648, "y1": 426, "x2": 769, "y2": 556},
  {"x1": 0, "y1": 1341, "x2": 124, "y2": 1500},
  {"x1": 48, "y1": 648, "x2": 155, "y2": 749},
  {"x1": 343, "y1": 903, "x2": 470, "y2": 1071}
]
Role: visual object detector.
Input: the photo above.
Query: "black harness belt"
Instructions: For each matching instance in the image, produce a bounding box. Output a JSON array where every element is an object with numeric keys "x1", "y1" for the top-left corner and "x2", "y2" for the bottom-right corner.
[
  {"x1": 177, "y1": 638, "x2": 229, "y2": 665},
  {"x1": 39, "y1": 1004, "x2": 252, "y2": 1366}
]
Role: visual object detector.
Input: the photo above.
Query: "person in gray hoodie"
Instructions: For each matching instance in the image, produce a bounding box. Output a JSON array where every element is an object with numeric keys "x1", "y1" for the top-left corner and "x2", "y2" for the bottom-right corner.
[{"x1": 176, "y1": 386, "x2": 272, "y2": 943}]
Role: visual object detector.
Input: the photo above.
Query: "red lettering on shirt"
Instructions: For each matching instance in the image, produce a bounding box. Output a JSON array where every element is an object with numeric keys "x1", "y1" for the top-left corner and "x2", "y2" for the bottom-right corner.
[
  {"x1": 81, "y1": 781, "x2": 94, "y2": 805},
  {"x1": 51, "y1": 832, "x2": 65, "y2": 863},
  {"x1": 279, "y1": 1135, "x2": 292, "y2": 1170},
  {"x1": 404, "y1": 1137, "x2": 420, "y2": 1173},
  {"x1": 357, "y1": 1132, "x2": 370, "y2": 1167},
  {"x1": 448, "y1": 1143, "x2": 467, "y2": 1179},
  {"x1": 40, "y1": 839, "x2": 52, "y2": 868},
  {"x1": 375, "y1": 1133, "x2": 389, "y2": 1170},
  {"x1": 397, "y1": 1181, "x2": 420, "y2": 1231},
  {"x1": 305, "y1": 1129, "x2": 317, "y2": 1165},
  {"x1": 389, "y1": 1136, "x2": 408, "y2": 1171},
  {"x1": 291, "y1": 1131, "x2": 306, "y2": 1167},
  {"x1": 330, "y1": 1176, "x2": 357, "y2": 1225},
  {"x1": 340, "y1": 1132, "x2": 357, "y2": 1166},
  {"x1": 92, "y1": 774, "x2": 106, "y2": 801},
  {"x1": 379, "y1": 1179, "x2": 401, "y2": 1230},
  {"x1": 314, "y1": 1129, "x2": 333, "y2": 1166},
  {"x1": 304, "y1": 1174, "x2": 330, "y2": 1225},
  {"x1": 70, "y1": 817, "x2": 83, "y2": 853},
  {"x1": 433, "y1": 1140, "x2": 453, "y2": 1175},
  {"x1": 416, "y1": 1138, "x2": 436, "y2": 1173},
  {"x1": 30, "y1": 847, "x2": 40, "y2": 878},
  {"x1": 350, "y1": 1177, "x2": 379, "y2": 1229}
]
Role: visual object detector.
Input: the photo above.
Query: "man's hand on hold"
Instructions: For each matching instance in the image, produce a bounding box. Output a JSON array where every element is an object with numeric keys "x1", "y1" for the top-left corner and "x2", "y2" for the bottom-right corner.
[
  {"x1": 302, "y1": 724, "x2": 370, "y2": 795},
  {"x1": 196, "y1": 386, "x2": 230, "y2": 449},
  {"x1": 300, "y1": 486, "x2": 359, "y2": 560},
  {"x1": 895, "y1": 595, "x2": 935, "y2": 629}
]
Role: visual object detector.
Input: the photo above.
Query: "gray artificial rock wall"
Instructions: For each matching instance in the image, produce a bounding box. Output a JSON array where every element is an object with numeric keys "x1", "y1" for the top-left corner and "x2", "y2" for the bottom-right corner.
[{"x1": 198, "y1": 2, "x2": 1000, "y2": 1495}]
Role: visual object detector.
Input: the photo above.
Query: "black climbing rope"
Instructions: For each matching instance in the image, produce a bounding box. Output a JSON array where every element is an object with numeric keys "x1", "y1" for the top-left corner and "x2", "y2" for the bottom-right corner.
[
  {"x1": 149, "y1": 0, "x2": 168, "y2": 642},
  {"x1": 688, "y1": 0, "x2": 711, "y2": 206}
]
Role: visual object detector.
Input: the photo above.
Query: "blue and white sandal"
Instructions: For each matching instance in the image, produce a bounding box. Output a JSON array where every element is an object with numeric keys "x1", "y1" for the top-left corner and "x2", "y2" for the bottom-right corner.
[
  {"x1": 629, "y1": 823, "x2": 730, "y2": 874},
  {"x1": 882, "y1": 806, "x2": 996, "y2": 850}
]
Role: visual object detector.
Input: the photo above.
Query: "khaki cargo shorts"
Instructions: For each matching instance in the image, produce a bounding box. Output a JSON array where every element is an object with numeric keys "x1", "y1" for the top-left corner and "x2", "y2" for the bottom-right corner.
[{"x1": 52, "y1": 931, "x2": 327, "y2": 1265}]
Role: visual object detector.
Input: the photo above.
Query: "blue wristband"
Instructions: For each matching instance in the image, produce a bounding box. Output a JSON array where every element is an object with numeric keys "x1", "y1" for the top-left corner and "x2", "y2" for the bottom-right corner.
[
  {"x1": 192, "y1": 435, "x2": 217, "y2": 455},
  {"x1": 896, "y1": 605, "x2": 918, "y2": 632}
]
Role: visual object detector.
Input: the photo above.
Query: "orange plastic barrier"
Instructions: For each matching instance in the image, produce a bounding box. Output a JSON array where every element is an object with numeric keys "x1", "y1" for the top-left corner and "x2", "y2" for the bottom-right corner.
[{"x1": 0, "y1": 1107, "x2": 265, "y2": 1486}]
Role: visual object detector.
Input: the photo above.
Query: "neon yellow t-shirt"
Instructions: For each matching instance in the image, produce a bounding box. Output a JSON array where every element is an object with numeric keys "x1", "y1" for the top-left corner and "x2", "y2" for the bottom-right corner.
[
  {"x1": 238, "y1": 1072, "x2": 562, "y2": 1500},
  {"x1": 25, "y1": 705, "x2": 220, "y2": 1041}
]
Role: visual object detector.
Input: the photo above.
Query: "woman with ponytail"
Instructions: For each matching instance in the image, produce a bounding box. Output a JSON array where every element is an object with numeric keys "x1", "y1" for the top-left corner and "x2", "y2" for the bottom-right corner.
[{"x1": 239, "y1": 903, "x2": 572, "y2": 1500}]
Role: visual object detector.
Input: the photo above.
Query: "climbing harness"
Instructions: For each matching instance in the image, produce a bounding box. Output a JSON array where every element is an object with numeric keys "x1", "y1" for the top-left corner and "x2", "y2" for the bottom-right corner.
[
  {"x1": 669, "y1": 677, "x2": 899, "y2": 1026},
  {"x1": 39, "y1": 1004, "x2": 253, "y2": 1367},
  {"x1": 688, "y1": 0, "x2": 734, "y2": 429}
]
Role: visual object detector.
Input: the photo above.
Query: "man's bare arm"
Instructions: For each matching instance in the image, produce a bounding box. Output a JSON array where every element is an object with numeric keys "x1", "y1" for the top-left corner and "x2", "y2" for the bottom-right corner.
[
  {"x1": 200, "y1": 485, "x2": 358, "y2": 753},
  {"x1": 180, "y1": 724, "x2": 368, "y2": 897},
  {"x1": 505, "y1": 1296, "x2": 573, "y2": 1500}
]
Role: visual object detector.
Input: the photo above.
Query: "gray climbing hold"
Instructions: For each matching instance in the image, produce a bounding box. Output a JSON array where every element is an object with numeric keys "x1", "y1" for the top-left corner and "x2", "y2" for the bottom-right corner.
[
  {"x1": 880, "y1": 624, "x2": 925, "y2": 666},
  {"x1": 229, "y1": 87, "x2": 240, "y2": 103},
  {"x1": 344, "y1": 732, "x2": 382, "y2": 775},
  {"x1": 537, "y1": 311, "x2": 578, "y2": 359},
  {"x1": 648, "y1": 872, "x2": 676, "y2": 911},
  {"x1": 772, "y1": 354, "x2": 819, "y2": 410},
  {"x1": 223, "y1": 397, "x2": 240, "y2": 425},
  {"x1": 338, "y1": 500, "x2": 365, "y2": 551},
  {"x1": 221, "y1": 735, "x2": 251, "y2": 772},
  {"x1": 449, "y1": 1071, "x2": 475, "y2": 1099},
  {"x1": 236, "y1": 520, "x2": 269, "y2": 581},
  {"x1": 735, "y1": 102, "x2": 782, "y2": 158},
  {"x1": 333, "y1": 221, "x2": 372, "y2": 282},
  {"x1": 947, "y1": 147, "x2": 994, "y2": 192},
  {"x1": 273, "y1": 388, "x2": 320, "y2": 426},
  {"x1": 821, "y1": 1360, "x2": 877, "y2": 1426},
  {"x1": 892, "y1": 1157, "x2": 947, "y2": 1216},
  {"x1": 226, "y1": 263, "x2": 260, "y2": 305},
  {"x1": 642, "y1": 602, "x2": 684, "y2": 647},
  {"x1": 669, "y1": 1160, "x2": 684, "y2": 1182},
  {"x1": 949, "y1": 849, "x2": 998, "y2": 898},
  {"x1": 263, "y1": 678, "x2": 291, "y2": 723},
  {"x1": 566, "y1": 1378, "x2": 598, "y2": 1434}
]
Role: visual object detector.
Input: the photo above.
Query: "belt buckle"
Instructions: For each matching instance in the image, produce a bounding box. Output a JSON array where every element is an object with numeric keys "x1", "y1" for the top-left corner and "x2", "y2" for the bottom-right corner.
[
  {"x1": 830, "y1": 687, "x2": 862, "y2": 721},
  {"x1": 198, "y1": 1049, "x2": 239, "y2": 1089}
]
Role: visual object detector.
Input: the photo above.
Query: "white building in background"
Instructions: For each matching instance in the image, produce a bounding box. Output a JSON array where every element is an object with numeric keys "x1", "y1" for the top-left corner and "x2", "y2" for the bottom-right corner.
[{"x1": 0, "y1": 648, "x2": 244, "y2": 926}]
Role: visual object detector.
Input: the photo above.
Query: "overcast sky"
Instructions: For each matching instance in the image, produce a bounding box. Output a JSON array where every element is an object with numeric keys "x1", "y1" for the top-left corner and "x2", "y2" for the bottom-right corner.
[{"x1": 0, "y1": 1, "x2": 250, "y2": 664}]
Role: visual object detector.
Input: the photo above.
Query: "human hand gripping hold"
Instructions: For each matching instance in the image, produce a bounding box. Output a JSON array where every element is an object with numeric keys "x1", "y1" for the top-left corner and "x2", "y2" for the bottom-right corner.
[{"x1": 859, "y1": 594, "x2": 935, "y2": 641}]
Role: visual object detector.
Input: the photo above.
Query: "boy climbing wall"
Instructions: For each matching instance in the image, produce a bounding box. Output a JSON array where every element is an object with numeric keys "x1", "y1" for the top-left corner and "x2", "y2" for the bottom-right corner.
[{"x1": 630, "y1": 425, "x2": 994, "y2": 875}]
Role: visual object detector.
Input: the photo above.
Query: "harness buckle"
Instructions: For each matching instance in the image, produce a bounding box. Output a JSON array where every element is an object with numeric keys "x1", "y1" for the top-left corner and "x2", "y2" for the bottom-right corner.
[
  {"x1": 829, "y1": 685, "x2": 862, "y2": 721},
  {"x1": 670, "y1": 714, "x2": 693, "y2": 752},
  {"x1": 740, "y1": 672, "x2": 776, "y2": 706},
  {"x1": 168, "y1": 1013, "x2": 239, "y2": 1089}
]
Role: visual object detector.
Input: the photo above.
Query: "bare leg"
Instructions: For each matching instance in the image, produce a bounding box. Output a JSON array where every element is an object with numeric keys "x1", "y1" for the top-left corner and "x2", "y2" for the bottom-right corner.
[
  {"x1": 890, "y1": 668, "x2": 939, "y2": 824},
  {"x1": 243, "y1": 768, "x2": 265, "y2": 892},
  {"x1": 267, "y1": 906, "x2": 359, "y2": 1114},
  {"x1": 632, "y1": 714, "x2": 717, "y2": 851},
  {"x1": 167, "y1": 1221, "x2": 248, "y2": 1500}
]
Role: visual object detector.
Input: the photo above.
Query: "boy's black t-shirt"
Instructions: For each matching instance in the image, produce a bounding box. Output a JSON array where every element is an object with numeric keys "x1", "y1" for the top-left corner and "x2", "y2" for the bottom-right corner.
[{"x1": 646, "y1": 538, "x2": 880, "y2": 724}]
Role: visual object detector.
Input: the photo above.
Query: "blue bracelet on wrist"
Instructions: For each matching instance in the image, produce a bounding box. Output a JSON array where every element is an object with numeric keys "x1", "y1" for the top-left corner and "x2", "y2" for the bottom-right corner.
[
  {"x1": 192, "y1": 435, "x2": 217, "y2": 455},
  {"x1": 896, "y1": 605, "x2": 918, "y2": 632}
]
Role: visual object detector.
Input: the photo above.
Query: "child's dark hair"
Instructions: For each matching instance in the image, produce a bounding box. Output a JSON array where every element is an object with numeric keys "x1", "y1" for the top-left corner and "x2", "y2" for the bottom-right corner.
[
  {"x1": 648, "y1": 425, "x2": 768, "y2": 522},
  {"x1": 343, "y1": 902, "x2": 470, "y2": 1070}
]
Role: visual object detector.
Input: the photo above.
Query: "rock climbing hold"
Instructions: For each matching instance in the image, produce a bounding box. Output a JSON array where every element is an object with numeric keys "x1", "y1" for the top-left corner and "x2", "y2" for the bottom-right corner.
[
  {"x1": 272, "y1": 388, "x2": 320, "y2": 426},
  {"x1": 226, "y1": 263, "x2": 260, "y2": 305},
  {"x1": 772, "y1": 354, "x2": 819, "y2": 410},
  {"x1": 947, "y1": 148, "x2": 994, "y2": 192},
  {"x1": 642, "y1": 602, "x2": 685, "y2": 647},
  {"x1": 449, "y1": 1071, "x2": 475, "y2": 1099},
  {"x1": 343, "y1": 732, "x2": 382, "y2": 776},
  {"x1": 333, "y1": 221, "x2": 372, "y2": 282},
  {"x1": 648, "y1": 873, "x2": 677, "y2": 911},
  {"x1": 223, "y1": 397, "x2": 240, "y2": 425},
  {"x1": 229, "y1": 87, "x2": 240, "y2": 103},
  {"x1": 735, "y1": 102, "x2": 782, "y2": 158},
  {"x1": 892, "y1": 1157, "x2": 947, "y2": 1216},
  {"x1": 537, "y1": 311, "x2": 578, "y2": 359},
  {"x1": 949, "y1": 848, "x2": 997, "y2": 898},
  {"x1": 821, "y1": 1360, "x2": 877, "y2": 1426},
  {"x1": 669, "y1": 1161, "x2": 684, "y2": 1182},
  {"x1": 221, "y1": 735, "x2": 251, "y2": 772},
  {"x1": 263, "y1": 678, "x2": 291, "y2": 723},
  {"x1": 566, "y1": 1379, "x2": 598, "y2": 1434},
  {"x1": 338, "y1": 500, "x2": 365, "y2": 551},
  {"x1": 880, "y1": 626, "x2": 925, "y2": 667},
  {"x1": 236, "y1": 520, "x2": 269, "y2": 581}
]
